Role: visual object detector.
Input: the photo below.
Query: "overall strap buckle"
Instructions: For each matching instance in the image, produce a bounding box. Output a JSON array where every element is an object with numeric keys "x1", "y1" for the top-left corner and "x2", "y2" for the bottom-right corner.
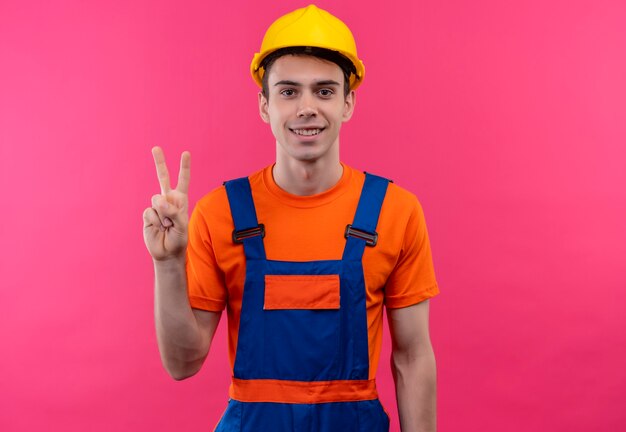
[
  {"x1": 344, "y1": 224, "x2": 378, "y2": 247},
  {"x1": 232, "y1": 224, "x2": 265, "y2": 244}
]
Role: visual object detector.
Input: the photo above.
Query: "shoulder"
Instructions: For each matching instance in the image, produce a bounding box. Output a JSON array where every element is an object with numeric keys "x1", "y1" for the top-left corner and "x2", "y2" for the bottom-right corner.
[
  {"x1": 386, "y1": 181, "x2": 420, "y2": 209},
  {"x1": 360, "y1": 169, "x2": 422, "y2": 217},
  {"x1": 386, "y1": 182, "x2": 425, "y2": 225},
  {"x1": 191, "y1": 168, "x2": 266, "y2": 227},
  {"x1": 193, "y1": 167, "x2": 267, "y2": 216},
  {"x1": 192, "y1": 184, "x2": 227, "y2": 222},
  {"x1": 344, "y1": 165, "x2": 423, "y2": 219},
  {"x1": 362, "y1": 173, "x2": 429, "y2": 251},
  {"x1": 383, "y1": 182, "x2": 425, "y2": 245}
]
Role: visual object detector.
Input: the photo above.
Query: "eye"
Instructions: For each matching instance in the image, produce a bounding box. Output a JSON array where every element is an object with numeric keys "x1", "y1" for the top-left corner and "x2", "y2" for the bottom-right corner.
[
  {"x1": 280, "y1": 88, "x2": 296, "y2": 97},
  {"x1": 318, "y1": 88, "x2": 334, "y2": 97}
]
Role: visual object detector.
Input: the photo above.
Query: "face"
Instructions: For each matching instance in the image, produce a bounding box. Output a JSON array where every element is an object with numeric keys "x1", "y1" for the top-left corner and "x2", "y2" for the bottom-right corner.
[{"x1": 258, "y1": 55, "x2": 355, "y2": 164}]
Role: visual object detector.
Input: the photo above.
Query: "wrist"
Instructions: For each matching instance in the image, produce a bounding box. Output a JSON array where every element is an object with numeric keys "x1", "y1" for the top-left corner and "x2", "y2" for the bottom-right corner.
[{"x1": 153, "y1": 254, "x2": 186, "y2": 269}]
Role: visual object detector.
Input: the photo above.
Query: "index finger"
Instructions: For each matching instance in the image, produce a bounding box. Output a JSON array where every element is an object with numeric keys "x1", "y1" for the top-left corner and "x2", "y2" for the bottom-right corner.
[{"x1": 151, "y1": 146, "x2": 172, "y2": 195}]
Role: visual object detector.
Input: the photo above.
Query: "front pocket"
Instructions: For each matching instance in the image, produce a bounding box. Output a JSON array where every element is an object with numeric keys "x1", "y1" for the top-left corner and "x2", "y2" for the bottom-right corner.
[
  {"x1": 264, "y1": 274, "x2": 340, "y2": 310},
  {"x1": 260, "y1": 274, "x2": 341, "y2": 380}
]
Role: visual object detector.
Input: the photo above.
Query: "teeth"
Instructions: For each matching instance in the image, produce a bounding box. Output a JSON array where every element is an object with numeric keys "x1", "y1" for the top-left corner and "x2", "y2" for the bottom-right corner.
[{"x1": 292, "y1": 128, "x2": 321, "y2": 136}]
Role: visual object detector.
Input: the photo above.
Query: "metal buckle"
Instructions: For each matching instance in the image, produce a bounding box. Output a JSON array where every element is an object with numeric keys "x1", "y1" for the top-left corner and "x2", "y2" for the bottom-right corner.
[
  {"x1": 344, "y1": 224, "x2": 378, "y2": 247},
  {"x1": 232, "y1": 224, "x2": 265, "y2": 244}
]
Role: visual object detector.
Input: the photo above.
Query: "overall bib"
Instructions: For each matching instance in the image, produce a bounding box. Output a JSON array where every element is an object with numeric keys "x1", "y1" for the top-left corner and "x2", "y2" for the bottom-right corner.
[{"x1": 215, "y1": 173, "x2": 391, "y2": 432}]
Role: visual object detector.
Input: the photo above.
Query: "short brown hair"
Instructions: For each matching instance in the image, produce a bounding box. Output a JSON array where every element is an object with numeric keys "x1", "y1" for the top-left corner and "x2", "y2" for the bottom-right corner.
[{"x1": 260, "y1": 46, "x2": 356, "y2": 99}]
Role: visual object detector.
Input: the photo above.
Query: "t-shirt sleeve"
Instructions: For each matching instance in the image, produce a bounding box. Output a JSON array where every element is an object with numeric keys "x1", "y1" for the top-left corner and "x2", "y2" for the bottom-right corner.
[
  {"x1": 384, "y1": 197, "x2": 439, "y2": 308},
  {"x1": 185, "y1": 201, "x2": 228, "y2": 311}
]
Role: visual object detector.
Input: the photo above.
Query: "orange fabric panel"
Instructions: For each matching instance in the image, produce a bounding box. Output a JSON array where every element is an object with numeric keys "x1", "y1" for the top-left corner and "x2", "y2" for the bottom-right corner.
[
  {"x1": 186, "y1": 163, "x2": 440, "y2": 380},
  {"x1": 229, "y1": 378, "x2": 378, "y2": 404},
  {"x1": 264, "y1": 275, "x2": 340, "y2": 310}
]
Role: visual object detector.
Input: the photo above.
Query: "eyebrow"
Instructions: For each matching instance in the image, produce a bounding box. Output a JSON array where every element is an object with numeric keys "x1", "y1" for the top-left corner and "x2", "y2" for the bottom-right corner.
[{"x1": 274, "y1": 79, "x2": 341, "y2": 87}]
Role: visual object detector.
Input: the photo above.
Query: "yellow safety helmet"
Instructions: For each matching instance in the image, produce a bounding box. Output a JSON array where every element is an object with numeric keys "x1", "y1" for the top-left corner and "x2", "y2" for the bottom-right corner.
[{"x1": 251, "y1": 4, "x2": 365, "y2": 90}]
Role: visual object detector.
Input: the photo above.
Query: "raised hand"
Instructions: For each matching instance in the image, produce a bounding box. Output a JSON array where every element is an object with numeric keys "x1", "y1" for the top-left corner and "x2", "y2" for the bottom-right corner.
[{"x1": 143, "y1": 146, "x2": 191, "y2": 261}]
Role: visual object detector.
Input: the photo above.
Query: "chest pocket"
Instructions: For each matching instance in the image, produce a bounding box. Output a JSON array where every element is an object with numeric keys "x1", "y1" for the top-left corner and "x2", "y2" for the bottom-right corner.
[
  {"x1": 260, "y1": 271, "x2": 342, "y2": 380},
  {"x1": 264, "y1": 275, "x2": 340, "y2": 310}
]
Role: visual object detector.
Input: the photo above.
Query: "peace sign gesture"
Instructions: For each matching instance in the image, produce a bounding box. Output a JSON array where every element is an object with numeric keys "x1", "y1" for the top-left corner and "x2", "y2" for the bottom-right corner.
[{"x1": 143, "y1": 146, "x2": 191, "y2": 262}]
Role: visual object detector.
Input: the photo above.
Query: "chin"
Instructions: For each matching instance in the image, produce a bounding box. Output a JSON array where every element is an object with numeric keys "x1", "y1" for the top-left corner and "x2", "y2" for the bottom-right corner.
[
  {"x1": 282, "y1": 144, "x2": 327, "y2": 162},
  {"x1": 277, "y1": 136, "x2": 336, "y2": 163},
  {"x1": 290, "y1": 151, "x2": 323, "y2": 162}
]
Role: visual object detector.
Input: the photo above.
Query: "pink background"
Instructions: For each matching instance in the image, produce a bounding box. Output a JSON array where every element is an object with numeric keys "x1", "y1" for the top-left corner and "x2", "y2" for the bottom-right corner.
[{"x1": 1, "y1": 0, "x2": 625, "y2": 431}]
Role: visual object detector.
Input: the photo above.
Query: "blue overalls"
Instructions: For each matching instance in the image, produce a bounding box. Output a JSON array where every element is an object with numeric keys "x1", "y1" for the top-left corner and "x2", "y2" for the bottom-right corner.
[{"x1": 215, "y1": 173, "x2": 391, "y2": 432}]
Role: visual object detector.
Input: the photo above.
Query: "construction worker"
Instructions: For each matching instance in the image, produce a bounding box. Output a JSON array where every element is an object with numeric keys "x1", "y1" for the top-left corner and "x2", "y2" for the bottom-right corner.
[{"x1": 143, "y1": 5, "x2": 439, "y2": 431}]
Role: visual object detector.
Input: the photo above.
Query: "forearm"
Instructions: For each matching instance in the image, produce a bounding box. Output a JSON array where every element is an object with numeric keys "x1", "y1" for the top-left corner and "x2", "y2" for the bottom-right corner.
[
  {"x1": 153, "y1": 256, "x2": 207, "y2": 379},
  {"x1": 392, "y1": 345, "x2": 437, "y2": 432}
]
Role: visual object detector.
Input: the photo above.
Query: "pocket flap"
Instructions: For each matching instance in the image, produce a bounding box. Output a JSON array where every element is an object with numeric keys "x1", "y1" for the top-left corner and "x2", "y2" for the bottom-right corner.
[{"x1": 264, "y1": 275, "x2": 340, "y2": 310}]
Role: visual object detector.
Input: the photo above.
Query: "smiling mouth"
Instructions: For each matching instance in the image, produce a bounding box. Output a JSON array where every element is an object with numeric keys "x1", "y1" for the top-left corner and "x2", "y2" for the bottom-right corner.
[{"x1": 290, "y1": 128, "x2": 324, "y2": 136}]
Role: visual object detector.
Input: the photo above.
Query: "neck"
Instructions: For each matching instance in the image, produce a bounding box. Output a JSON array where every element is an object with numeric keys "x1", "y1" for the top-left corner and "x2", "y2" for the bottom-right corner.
[{"x1": 273, "y1": 153, "x2": 343, "y2": 196}]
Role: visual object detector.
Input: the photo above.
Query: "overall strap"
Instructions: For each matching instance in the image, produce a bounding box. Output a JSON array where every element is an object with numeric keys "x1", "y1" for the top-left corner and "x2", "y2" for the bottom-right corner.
[
  {"x1": 342, "y1": 173, "x2": 390, "y2": 261},
  {"x1": 224, "y1": 177, "x2": 266, "y2": 260}
]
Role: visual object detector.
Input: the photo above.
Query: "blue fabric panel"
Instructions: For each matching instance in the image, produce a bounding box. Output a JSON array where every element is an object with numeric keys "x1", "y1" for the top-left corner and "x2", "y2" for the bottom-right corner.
[
  {"x1": 215, "y1": 399, "x2": 390, "y2": 432},
  {"x1": 224, "y1": 177, "x2": 266, "y2": 260},
  {"x1": 224, "y1": 177, "x2": 259, "y2": 232},
  {"x1": 235, "y1": 259, "x2": 348, "y2": 380},
  {"x1": 343, "y1": 173, "x2": 390, "y2": 261},
  {"x1": 233, "y1": 258, "x2": 266, "y2": 377},
  {"x1": 339, "y1": 260, "x2": 369, "y2": 380},
  {"x1": 235, "y1": 259, "x2": 370, "y2": 381}
]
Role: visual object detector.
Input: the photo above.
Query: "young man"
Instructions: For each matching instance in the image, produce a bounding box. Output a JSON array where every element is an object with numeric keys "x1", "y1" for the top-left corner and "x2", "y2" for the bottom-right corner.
[{"x1": 143, "y1": 5, "x2": 439, "y2": 431}]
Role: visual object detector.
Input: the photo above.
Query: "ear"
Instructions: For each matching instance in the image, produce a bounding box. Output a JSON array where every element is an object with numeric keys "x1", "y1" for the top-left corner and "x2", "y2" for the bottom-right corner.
[
  {"x1": 258, "y1": 91, "x2": 270, "y2": 124},
  {"x1": 342, "y1": 90, "x2": 356, "y2": 122}
]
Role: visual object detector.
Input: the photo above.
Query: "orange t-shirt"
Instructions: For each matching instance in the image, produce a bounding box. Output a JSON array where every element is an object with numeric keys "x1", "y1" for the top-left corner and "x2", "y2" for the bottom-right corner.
[{"x1": 186, "y1": 163, "x2": 439, "y2": 380}]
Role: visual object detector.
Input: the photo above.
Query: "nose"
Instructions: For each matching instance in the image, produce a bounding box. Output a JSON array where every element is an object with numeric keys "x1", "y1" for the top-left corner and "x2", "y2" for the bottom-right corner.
[{"x1": 297, "y1": 91, "x2": 318, "y2": 118}]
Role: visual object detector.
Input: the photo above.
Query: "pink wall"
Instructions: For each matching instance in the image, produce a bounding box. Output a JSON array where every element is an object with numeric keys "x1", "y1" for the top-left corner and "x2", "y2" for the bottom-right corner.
[{"x1": 1, "y1": 0, "x2": 625, "y2": 430}]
